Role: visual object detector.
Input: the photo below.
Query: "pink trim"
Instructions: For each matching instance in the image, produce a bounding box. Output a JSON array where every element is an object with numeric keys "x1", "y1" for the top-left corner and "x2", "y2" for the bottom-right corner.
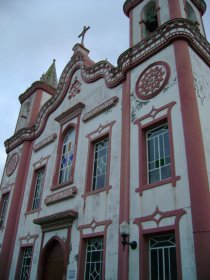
[
  {"x1": 0, "y1": 182, "x2": 14, "y2": 194},
  {"x1": 0, "y1": 190, "x2": 11, "y2": 230},
  {"x1": 0, "y1": 141, "x2": 33, "y2": 279},
  {"x1": 15, "y1": 243, "x2": 36, "y2": 280},
  {"x1": 134, "y1": 207, "x2": 186, "y2": 280},
  {"x1": 174, "y1": 39, "x2": 210, "y2": 279},
  {"x1": 26, "y1": 165, "x2": 46, "y2": 214},
  {"x1": 134, "y1": 102, "x2": 180, "y2": 195},
  {"x1": 19, "y1": 233, "x2": 39, "y2": 246},
  {"x1": 83, "y1": 121, "x2": 115, "y2": 198},
  {"x1": 118, "y1": 72, "x2": 131, "y2": 280},
  {"x1": 28, "y1": 89, "x2": 42, "y2": 126},
  {"x1": 77, "y1": 218, "x2": 112, "y2": 280},
  {"x1": 51, "y1": 121, "x2": 79, "y2": 190},
  {"x1": 168, "y1": 0, "x2": 182, "y2": 18},
  {"x1": 19, "y1": 81, "x2": 55, "y2": 103}
]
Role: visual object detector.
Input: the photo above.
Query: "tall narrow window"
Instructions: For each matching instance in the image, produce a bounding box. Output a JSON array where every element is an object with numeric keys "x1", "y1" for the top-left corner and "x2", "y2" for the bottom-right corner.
[
  {"x1": 32, "y1": 168, "x2": 45, "y2": 210},
  {"x1": 92, "y1": 138, "x2": 109, "y2": 191},
  {"x1": 85, "y1": 238, "x2": 103, "y2": 280},
  {"x1": 19, "y1": 247, "x2": 33, "y2": 280},
  {"x1": 0, "y1": 193, "x2": 9, "y2": 228},
  {"x1": 59, "y1": 128, "x2": 76, "y2": 184},
  {"x1": 147, "y1": 124, "x2": 171, "y2": 184},
  {"x1": 149, "y1": 234, "x2": 177, "y2": 280}
]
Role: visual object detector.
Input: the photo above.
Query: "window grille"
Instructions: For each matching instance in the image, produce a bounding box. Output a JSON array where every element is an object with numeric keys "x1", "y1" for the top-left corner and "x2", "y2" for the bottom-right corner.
[
  {"x1": 59, "y1": 128, "x2": 75, "y2": 184},
  {"x1": 0, "y1": 193, "x2": 9, "y2": 228},
  {"x1": 32, "y1": 168, "x2": 45, "y2": 210},
  {"x1": 85, "y1": 238, "x2": 103, "y2": 280},
  {"x1": 147, "y1": 124, "x2": 171, "y2": 183},
  {"x1": 92, "y1": 138, "x2": 109, "y2": 190},
  {"x1": 149, "y1": 234, "x2": 177, "y2": 280},
  {"x1": 19, "y1": 247, "x2": 33, "y2": 280}
]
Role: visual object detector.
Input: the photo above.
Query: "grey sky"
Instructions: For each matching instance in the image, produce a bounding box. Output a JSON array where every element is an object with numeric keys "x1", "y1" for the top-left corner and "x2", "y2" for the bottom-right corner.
[{"x1": 0, "y1": 0, "x2": 209, "y2": 179}]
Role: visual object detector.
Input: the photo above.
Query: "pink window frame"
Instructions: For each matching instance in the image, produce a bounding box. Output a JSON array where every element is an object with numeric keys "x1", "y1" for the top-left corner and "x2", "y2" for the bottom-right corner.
[
  {"x1": 134, "y1": 102, "x2": 180, "y2": 196},
  {"x1": 83, "y1": 121, "x2": 116, "y2": 198},
  {"x1": 26, "y1": 165, "x2": 46, "y2": 215},
  {"x1": 0, "y1": 191, "x2": 10, "y2": 230},
  {"x1": 51, "y1": 122, "x2": 79, "y2": 191},
  {"x1": 134, "y1": 207, "x2": 186, "y2": 280},
  {"x1": 15, "y1": 234, "x2": 38, "y2": 280},
  {"x1": 77, "y1": 218, "x2": 112, "y2": 280}
]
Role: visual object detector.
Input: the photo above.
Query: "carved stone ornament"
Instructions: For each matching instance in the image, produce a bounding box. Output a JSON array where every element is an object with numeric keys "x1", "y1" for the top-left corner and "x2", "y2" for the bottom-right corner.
[
  {"x1": 135, "y1": 61, "x2": 170, "y2": 100},
  {"x1": 68, "y1": 77, "x2": 82, "y2": 99},
  {"x1": 6, "y1": 153, "x2": 19, "y2": 177}
]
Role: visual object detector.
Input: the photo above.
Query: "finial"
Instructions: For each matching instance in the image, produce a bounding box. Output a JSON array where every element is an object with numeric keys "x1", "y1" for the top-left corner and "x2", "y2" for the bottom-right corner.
[{"x1": 78, "y1": 26, "x2": 90, "y2": 45}]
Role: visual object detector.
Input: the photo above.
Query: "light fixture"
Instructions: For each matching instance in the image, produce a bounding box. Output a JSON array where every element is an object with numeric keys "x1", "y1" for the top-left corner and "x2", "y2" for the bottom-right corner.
[{"x1": 120, "y1": 221, "x2": 137, "y2": 250}]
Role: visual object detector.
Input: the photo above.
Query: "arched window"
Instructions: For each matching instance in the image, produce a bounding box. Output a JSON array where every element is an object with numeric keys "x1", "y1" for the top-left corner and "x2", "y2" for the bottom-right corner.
[
  {"x1": 59, "y1": 128, "x2": 75, "y2": 184},
  {"x1": 142, "y1": 1, "x2": 158, "y2": 37},
  {"x1": 186, "y1": 2, "x2": 197, "y2": 23}
]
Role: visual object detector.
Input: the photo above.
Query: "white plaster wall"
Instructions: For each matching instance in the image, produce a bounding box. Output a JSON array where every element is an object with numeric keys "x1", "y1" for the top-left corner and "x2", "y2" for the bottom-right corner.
[
  {"x1": 10, "y1": 67, "x2": 123, "y2": 279},
  {"x1": 40, "y1": 91, "x2": 52, "y2": 107},
  {"x1": 189, "y1": 48, "x2": 210, "y2": 190},
  {"x1": 129, "y1": 45, "x2": 196, "y2": 279}
]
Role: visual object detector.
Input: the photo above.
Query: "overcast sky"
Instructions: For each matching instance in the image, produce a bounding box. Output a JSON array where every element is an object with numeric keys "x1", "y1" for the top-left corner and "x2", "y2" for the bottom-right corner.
[{"x1": 0, "y1": 0, "x2": 209, "y2": 179}]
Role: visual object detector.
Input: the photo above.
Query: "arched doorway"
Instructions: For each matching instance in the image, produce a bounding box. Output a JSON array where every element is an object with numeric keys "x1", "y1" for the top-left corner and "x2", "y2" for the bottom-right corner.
[{"x1": 41, "y1": 238, "x2": 66, "y2": 280}]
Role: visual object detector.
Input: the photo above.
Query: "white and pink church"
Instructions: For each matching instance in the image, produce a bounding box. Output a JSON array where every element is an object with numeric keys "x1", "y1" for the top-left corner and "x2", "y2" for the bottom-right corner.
[{"x1": 0, "y1": 0, "x2": 210, "y2": 279}]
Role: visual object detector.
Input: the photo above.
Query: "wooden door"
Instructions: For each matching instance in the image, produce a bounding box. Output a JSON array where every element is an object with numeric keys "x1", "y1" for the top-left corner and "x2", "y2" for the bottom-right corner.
[{"x1": 42, "y1": 240, "x2": 65, "y2": 280}]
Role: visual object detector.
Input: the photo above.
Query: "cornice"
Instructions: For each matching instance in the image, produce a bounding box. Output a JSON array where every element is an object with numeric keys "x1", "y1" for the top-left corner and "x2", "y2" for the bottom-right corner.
[
  {"x1": 19, "y1": 81, "x2": 56, "y2": 103},
  {"x1": 123, "y1": 0, "x2": 206, "y2": 16},
  {"x1": 4, "y1": 19, "x2": 210, "y2": 153}
]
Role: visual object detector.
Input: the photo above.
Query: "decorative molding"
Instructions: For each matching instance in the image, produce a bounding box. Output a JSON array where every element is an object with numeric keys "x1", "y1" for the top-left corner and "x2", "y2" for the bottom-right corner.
[
  {"x1": 54, "y1": 102, "x2": 85, "y2": 125},
  {"x1": 134, "y1": 207, "x2": 186, "y2": 231},
  {"x1": 135, "y1": 61, "x2": 170, "y2": 100},
  {"x1": 33, "y1": 133, "x2": 57, "y2": 152},
  {"x1": 19, "y1": 232, "x2": 39, "y2": 246},
  {"x1": 6, "y1": 153, "x2": 19, "y2": 177},
  {"x1": 78, "y1": 217, "x2": 112, "y2": 234},
  {"x1": 45, "y1": 186, "x2": 78, "y2": 205},
  {"x1": 5, "y1": 19, "x2": 209, "y2": 153},
  {"x1": 19, "y1": 81, "x2": 55, "y2": 103},
  {"x1": 86, "y1": 120, "x2": 116, "y2": 141},
  {"x1": 82, "y1": 96, "x2": 119, "y2": 122},
  {"x1": 33, "y1": 209, "x2": 78, "y2": 232},
  {"x1": 32, "y1": 155, "x2": 51, "y2": 170},
  {"x1": 68, "y1": 77, "x2": 82, "y2": 99}
]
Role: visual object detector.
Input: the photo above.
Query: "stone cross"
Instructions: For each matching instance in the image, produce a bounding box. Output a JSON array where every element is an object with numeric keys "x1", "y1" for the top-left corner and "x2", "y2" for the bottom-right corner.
[{"x1": 78, "y1": 26, "x2": 90, "y2": 45}]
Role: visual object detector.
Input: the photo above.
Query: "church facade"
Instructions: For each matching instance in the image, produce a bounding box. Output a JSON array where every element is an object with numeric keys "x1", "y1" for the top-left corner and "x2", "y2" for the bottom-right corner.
[{"x1": 0, "y1": 0, "x2": 210, "y2": 279}]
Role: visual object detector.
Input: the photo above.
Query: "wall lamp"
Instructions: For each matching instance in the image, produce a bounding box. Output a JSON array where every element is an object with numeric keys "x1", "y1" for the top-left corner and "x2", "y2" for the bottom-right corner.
[{"x1": 120, "y1": 221, "x2": 137, "y2": 250}]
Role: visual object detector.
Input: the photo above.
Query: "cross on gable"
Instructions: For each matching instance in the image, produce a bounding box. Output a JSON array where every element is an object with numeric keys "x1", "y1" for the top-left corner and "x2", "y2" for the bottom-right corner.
[{"x1": 78, "y1": 26, "x2": 90, "y2": 45}]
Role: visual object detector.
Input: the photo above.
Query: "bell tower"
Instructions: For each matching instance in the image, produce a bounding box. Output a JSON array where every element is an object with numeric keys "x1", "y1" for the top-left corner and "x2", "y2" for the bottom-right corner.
[{"x1": 123, "y1": 0, "x2": 207, "y2": 47}]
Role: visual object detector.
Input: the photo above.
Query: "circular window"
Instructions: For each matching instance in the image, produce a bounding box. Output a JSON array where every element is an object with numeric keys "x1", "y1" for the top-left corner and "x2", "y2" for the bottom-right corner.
[{"x1": 135, "y1": 61, "x2": 170, "y2": 100}]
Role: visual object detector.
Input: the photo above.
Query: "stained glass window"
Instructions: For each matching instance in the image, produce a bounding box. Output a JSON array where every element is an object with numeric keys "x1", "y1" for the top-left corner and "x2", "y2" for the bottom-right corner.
[
  {"x1": 59, "y1": 128, "x2": 75, "y2": 184},
  {"x1": 85, "y1": 238, "x2": 103, "y2": 280},
  {"x1": 32, "y1": 168, "x2": 45, "y2": 210},
  {"x1": 147, "y1": 124, "x2": 171, "y2": 183},
  {"x1": 0, "y1": 193, "x2": 9, "y2": 228},
  {"x1": 150, "y1": 234, "x2": 177, "y2": 280},
  {"x1": 19, "y1": 247, "x2": 33, "y2": 280},
  {"x1": 92, "y1": 138, "x2": 109, "y2": 191}
]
